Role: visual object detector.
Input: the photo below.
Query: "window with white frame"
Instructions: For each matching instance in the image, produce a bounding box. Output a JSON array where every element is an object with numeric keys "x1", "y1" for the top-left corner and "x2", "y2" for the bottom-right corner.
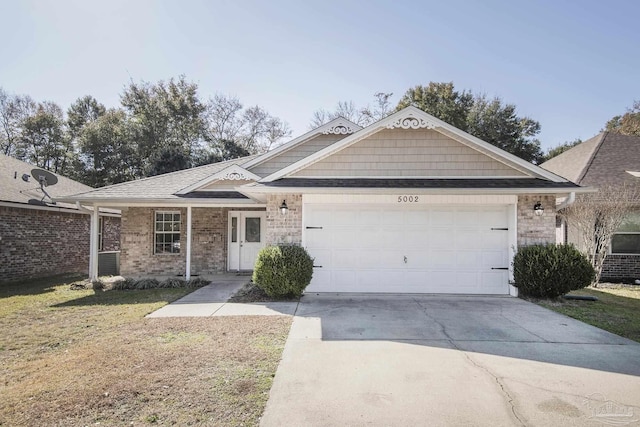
[
  {"x1": 155, "y1": 211, "x2": 181, "y2": 254},
  {"x1": 611, "y1": 212, "x2": 640, "y2": 254}
]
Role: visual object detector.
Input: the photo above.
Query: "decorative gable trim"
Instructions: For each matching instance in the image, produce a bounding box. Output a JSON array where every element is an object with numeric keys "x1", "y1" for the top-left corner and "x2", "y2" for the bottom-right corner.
[
  {"x1": 322, "y1": 119, "x2": 360, "y2": 135},
  {"x1": 260, "y1": 106, "x2": 570, "y2": 183},
  {"x1": 242, "y1": 117, "x2": 362, "y2": 170},
  {"x1": 386, "y1": 111, "x2": 438, "y2": 130},
  {"x1": 175, "y1": 164, "x2": 261, "y2": 195}
]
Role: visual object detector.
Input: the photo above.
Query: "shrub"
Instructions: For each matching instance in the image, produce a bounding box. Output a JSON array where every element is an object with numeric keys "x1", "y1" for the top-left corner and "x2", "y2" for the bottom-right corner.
[
  {"x1": 513, "y1": 244, "x2": 595, "y2": 298},
  {"x1": 252, "y1": 245, "x2": 314, "y2": 298}
]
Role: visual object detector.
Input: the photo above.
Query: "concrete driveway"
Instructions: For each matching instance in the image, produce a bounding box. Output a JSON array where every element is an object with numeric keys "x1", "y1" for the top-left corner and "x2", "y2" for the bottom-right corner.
[{"x1": 261, "y1": 295, "x2": 640, "y2": 427}]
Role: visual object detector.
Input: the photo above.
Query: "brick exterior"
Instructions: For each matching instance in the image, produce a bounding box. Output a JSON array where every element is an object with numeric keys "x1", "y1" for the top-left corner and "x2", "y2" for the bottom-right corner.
[
  {"x1": 101, "y1": 216, "x2": 120, "y2": 252},
  {"x1": 517, "y1": 194, "x2": 556, "y2": 247},
  {"x1": 120, "y1": 206, "x2": 265, "y2": 277},
  {"x1": 0, "y1": 206, "x2": 121, "y2": 283},
  {"x1": 601, "y1": 255, "x2": 640, "y2": 281},
  {"x1": 266, "y1": 194, "x2": 303, "y2": 245}
]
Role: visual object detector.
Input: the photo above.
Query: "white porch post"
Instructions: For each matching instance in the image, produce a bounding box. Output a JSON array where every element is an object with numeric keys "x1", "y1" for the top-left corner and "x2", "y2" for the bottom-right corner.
[
  {"x1": 90, "y1": 205, "x2": 100, "y2": 281},
  {"x1": 186, "y1": 206, "x2": 192, "y2": 280}
]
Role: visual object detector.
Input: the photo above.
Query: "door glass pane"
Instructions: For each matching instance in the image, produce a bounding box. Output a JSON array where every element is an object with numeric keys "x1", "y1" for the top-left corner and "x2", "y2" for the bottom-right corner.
[
  {"x1": 245, "y1": 217, "x2": 261, "y2": 242},
  {"x1": 231, "y1": 217, "x2": 238, "y2": 243}
]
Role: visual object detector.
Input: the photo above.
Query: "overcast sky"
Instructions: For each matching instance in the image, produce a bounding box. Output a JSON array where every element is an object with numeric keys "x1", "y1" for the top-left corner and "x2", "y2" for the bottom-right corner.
[{"x1": 1, "y1": 0, "x2": 638, "y2": 150}]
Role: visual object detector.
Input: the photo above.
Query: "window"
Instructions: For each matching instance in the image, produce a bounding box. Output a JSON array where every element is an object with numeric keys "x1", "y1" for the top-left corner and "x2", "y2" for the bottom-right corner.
[
  {"x1": 611, "y1": 213, "x2": 640, "y2": 254},
  {"x1": 155, "y1": 211, "x2": 181, "y2": 254},
  {"x1": 245, "y1": 217, "x2": 261, "y2": 242}
]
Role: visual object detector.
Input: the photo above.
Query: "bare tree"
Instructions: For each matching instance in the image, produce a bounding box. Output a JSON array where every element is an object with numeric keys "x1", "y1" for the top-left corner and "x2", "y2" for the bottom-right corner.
[
  {"x1": 561, "y1": 182, "x2": 640, "y2": 284},
  {"x1": 207, "y1": 96, "x2": 291, "y2": 154},
  {"x1": 310, "y1": 92, "x2": 394, "y2": 128},
  {"x1": 0, "y1": 88, "x2": 36, "y2": 156}
]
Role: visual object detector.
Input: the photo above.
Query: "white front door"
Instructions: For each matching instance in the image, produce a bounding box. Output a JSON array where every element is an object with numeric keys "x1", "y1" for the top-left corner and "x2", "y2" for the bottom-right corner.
[{"x1": 228, "y1": 211, "x2": 266, "y2": 271}]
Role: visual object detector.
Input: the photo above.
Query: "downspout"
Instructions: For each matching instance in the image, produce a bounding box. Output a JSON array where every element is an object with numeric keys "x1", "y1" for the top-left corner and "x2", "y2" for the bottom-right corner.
[{"x1": 556, "y1": 192, "x2": 576, "y2": 211}]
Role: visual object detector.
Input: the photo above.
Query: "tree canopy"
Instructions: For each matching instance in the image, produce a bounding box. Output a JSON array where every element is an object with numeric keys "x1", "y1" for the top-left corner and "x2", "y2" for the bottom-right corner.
[
  {"x1": 605, "y1": 100, "x2": 640, "y2": 137},
  {"x1": 312, "y1": 82, "x2": 545, "y2": 164},
  {"x1": 0, "y1": 77, "x2": 291, "y2": 187}
]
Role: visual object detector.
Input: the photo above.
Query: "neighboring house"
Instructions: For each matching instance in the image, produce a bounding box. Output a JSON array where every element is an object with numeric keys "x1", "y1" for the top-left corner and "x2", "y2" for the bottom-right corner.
[
  {"x1": 0, "y1": 154, "x2": 120, "y2": 282},
  {"x1": 541, "y1": 132, "x2": 640, "y2": 280},
  {"x1": 59, "y1": 106, "x2": 588, "y2": 295}
]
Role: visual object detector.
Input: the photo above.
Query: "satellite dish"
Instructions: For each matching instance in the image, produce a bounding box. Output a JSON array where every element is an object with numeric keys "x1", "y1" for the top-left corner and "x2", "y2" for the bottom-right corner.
[
  {"x1": 31, "y1": 169, "x2": 58, "y2": 187},
  {"x1": 22, "y1": 173, "x2": 30, "y2": 182}
]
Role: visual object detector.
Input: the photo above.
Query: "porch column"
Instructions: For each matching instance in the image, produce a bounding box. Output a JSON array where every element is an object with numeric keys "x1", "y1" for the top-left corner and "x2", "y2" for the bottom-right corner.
[
  {"x1": 185, "y1": 206, "x2": 192, "y2": 280},
  {"x1": 89, "y1": 205, "x2": 100, "y2": 281}
]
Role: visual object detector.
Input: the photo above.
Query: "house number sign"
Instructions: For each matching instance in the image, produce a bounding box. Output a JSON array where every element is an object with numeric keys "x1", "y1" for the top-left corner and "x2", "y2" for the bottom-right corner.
[{"x1": 397, "y1": 195, "x2": 419, "y2": 203}]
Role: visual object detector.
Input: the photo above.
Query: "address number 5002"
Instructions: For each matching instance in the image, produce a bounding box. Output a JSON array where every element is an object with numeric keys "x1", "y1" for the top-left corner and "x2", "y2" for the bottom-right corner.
[{"x1": 397, "y1": 195, "x2": 419, "y2": 203}]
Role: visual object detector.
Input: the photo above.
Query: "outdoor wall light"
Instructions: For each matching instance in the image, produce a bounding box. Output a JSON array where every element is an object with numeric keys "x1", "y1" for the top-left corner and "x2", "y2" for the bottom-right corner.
[
  {"x1": 280, "y1": 200, "x2": 288, "y2": 215},
  {"x1": 534, "y1": 201, "x2": 544, "y2": 216}
]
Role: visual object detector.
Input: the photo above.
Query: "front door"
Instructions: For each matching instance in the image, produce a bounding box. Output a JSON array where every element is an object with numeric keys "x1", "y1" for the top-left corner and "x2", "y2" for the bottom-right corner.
[{"x1": 228, "y1": 211, "x2": 266, "y2": 271}]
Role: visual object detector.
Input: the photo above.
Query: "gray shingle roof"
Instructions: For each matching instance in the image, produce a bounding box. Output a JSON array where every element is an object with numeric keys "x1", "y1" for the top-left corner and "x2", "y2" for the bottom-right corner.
[
  {"x1": 0, "y1": 154, "x2": 94, "y2": 209},
  {"x1": 541, "y1": 132, "x2": 640, "y2": 187},
  {"x1": 59, "y1": 155, "x2": 257, "y2": 201},
  {"x1": 263, "y1": 178, "x2": 581, "y2": 189}
]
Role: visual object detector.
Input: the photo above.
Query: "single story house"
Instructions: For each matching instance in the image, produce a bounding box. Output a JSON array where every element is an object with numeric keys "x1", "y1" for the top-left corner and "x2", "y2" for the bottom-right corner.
[
  {"x1": 541, "y1": 132, "x2": 640, "y2": 280},
  {"x1": 59, "y1": 106, "x2": 589, "y2": 295},
  {"x1": 0, "y1": 154, "x2": 120, "y2": 282}
]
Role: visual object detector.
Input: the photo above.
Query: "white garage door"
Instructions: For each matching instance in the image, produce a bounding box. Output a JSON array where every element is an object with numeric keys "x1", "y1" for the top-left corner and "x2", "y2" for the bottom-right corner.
[{"x1": 304, "y1": 204, "x2": 511, "y2": 294}]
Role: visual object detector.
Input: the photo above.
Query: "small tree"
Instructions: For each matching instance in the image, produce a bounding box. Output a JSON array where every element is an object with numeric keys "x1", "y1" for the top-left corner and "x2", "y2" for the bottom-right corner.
[{"x1": 561, "y1": 183, "x2": 640, "y2": 285}]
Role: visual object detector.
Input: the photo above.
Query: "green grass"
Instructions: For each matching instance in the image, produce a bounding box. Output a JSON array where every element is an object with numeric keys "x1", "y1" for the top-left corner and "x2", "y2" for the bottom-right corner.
[
  {"x1": 0, "y1": 274, "x2": 292, "y2": 426},
  {"x1": 537, "y1": 286, "x2": 640, "y2": 343}
]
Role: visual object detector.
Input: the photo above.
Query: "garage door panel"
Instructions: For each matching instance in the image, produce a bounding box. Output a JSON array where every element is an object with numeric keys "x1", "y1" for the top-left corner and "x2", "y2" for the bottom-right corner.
[
  {"x1": 304, "y1": 204, "x2": 510, "y2": 294},
  {"x1": 456, "y1": 252, "x2": 482, "y2": 269},
  {"x1": 430, "y1": 228, "x2": 453, "y2": 248},
  {"x1": 405, "y1": 230, "x2": 431, "y2": 247},
  {"x1": 332, "y1": 250, "x2": 359, "y2": 269}
]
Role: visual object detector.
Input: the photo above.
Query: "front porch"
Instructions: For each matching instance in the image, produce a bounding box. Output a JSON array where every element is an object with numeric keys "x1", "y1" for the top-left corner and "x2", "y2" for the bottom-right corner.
[{"x1": 117, "y1": 206, "x2": 267, "y2": 279}]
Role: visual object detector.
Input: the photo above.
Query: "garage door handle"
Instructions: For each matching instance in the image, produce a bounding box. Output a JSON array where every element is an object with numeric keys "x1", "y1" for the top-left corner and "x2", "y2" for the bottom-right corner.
[
  {"x1": 491, "y1": 227, "x2": 509, "y2": 231},
  {"x1": 313, "y1": 265, "x2": 323, "y2": 268},
  {"x1": 491, "y1": 267, "x2": 509, "y2": 270},
  {"x1": 306, "y1": 226, "x2": 323, "y2": 229}
]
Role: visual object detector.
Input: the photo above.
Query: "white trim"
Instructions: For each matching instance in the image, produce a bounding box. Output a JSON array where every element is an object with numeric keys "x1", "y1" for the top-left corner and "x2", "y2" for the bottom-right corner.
[
  {"x1": 55, "y1": 199, "x2": 264, "y2": 207},
  {"x1": 90, "y1": 206, "x2": 100, "y2": 281},
  {"x1": 261, "y1": 106, "x2": 569, "y2": 183},
  {"x1": 302, "y1": 194, "x2": 517, "y2": 205},
  {"x1": 0, "y1": 200, "x2": 120, "y2": 216},
  {"x1": 186, "y1": 206, "x2": 192, "y2": 280},
  {"x1": 242, "y1": 117, "x2": 362, "y2": 170},
  {"x1": 240, "y1": 185, "x2": 587, "y2": 196},
  {"x1": 279, "y1": 175, "x2": 536, "y2": 180},
  {"x1": 175, "y1": 164, "x2": 262, "y2": 195}
]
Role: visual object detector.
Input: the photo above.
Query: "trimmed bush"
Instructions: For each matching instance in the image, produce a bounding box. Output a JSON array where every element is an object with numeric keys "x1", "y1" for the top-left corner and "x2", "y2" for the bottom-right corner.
[
  {"x1": 513, "y1": 244, "x2": 595, "y2": 298},
  {"x1": 252, "y1": 245, "x2": 314, "y2": 298}
]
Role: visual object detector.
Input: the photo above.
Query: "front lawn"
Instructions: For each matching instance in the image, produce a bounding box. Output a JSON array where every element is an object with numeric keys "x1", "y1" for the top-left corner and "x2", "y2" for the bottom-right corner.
[
  {"x1": 536, "y1": 285, "x2": 640, "y2": 343},
  {"x1": 0, "y1": 274, "x2": 291, "y2": 426}
]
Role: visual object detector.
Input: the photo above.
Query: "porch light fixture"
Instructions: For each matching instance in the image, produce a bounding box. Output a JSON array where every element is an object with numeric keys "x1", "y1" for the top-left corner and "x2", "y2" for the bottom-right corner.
[
  {"x1": 279, "y1": 200, "x2": 288, "y2": 215},
  {"x1": 533, "y1": 201, "x2": 544, "y2": 216}
]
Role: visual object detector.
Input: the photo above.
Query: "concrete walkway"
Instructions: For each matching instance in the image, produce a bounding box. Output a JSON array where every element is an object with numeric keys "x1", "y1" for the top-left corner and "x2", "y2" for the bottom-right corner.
[
  {"x1": 146, "y1": 274, "x2": 299, "y2": 317},
  {"x1": 261, "y1": 295, "x2": 640, "y2": 427}
]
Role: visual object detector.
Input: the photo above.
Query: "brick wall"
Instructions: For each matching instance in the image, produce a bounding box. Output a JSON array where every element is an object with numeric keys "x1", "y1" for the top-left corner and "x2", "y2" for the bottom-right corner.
[
  {"x1": 120, "y1": 206, "x2": 264, "y2": 277},
  {"x1": 265, "y1": 194, "x2": 302, "y2": 245},
  {"x1": 517, "y1": 195, "x2": 556, "y2": 247},
  {"x1": 601, "y1": 255, "x2": 640, "y2": 281},
  {"x1": 102, "y1": 216, "x2": 121, "y2": 251},
  {"x1": 0, "y1": 206, "x2": 120, "y2": 282}
]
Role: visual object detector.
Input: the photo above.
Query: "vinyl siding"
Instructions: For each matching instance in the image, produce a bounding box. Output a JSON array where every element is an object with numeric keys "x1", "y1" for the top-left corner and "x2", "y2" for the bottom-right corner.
[
  {"x1": 292, "y1": 129, "x2": 528, "y2": 177},
  {"x1": 250, "y1": 134, "x2": 346, "y2": 177}
]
